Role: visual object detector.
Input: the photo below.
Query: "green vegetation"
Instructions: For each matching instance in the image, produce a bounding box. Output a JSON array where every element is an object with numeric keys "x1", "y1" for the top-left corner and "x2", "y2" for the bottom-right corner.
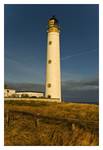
[{"x1": 4, "y1": 100, "x2": 99, "y2": 146}]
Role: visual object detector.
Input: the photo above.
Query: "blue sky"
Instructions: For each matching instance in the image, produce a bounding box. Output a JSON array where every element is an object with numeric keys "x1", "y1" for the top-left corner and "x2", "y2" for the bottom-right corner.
[{"x1": 4, "y1": 4, "x2": 99, "y2": 102}]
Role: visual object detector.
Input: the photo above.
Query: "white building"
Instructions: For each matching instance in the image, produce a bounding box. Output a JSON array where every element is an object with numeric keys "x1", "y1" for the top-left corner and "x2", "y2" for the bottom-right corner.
[
  {"x1": 4, "y1": 89, "x2": 16, "y2": 97},
  {"x1": 16, "y1": 91, "x2": 44, "y2": 98},
  {"x1": 45, "y1": 16, "x2": 61, "y2": 101},
  {"x1": 4, "y1": 88, "x2": 44, "y2": 98}
]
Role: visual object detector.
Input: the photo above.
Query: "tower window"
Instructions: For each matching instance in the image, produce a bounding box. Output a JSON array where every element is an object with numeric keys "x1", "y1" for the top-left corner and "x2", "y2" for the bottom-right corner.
[
  {"x1": 48, "y1": 60, "x2": 52, "y2": 64},
  {"x1": 47, "y1": 83, "x2": 51, "y2": 88},
  {"x1": 49, "y1": 41, "x2": 52, "y2": 45}
]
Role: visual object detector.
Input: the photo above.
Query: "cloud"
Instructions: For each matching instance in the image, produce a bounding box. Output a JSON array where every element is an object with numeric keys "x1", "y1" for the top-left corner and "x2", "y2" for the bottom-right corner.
[
  {"x1": 5, "y1": 82, "x2": 45, "y2": 92},
  {"x1": 62, "y1": 77, "x2": 99, "y2": 91},
  {"x1": 62, "y1": 77, "x2": 99, "y2": 102},
  {"x1": 61, "y1": 48, "x2": 97, "y2": 61}
]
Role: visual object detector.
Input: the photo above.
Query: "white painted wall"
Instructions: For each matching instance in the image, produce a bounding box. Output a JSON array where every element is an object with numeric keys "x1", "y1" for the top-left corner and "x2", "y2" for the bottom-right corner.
[
  {"x1": 4, "y1": 89, "x2": 44, "y2": 98},
  {"x1": 16, "y1": 92, "x2": 44, "y2": 98},
  {"x1": 4, "y1": 89, "x2": 16, "y2": 97},
  {"x1": 45, "y1": 31, "x2": 61, "y2": 101}
]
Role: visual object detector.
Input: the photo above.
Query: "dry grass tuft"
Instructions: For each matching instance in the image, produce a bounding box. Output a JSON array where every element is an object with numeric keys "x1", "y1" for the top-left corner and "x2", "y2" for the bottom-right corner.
[{"x1": 4, "y1": 100, "x2": 99, "y2": 146}]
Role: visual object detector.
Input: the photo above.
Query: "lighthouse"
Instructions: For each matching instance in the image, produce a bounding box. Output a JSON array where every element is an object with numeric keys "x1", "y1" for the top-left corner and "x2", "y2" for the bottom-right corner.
[{"x1": 45, "y1": 16, "x2": 61, "y2": 101}]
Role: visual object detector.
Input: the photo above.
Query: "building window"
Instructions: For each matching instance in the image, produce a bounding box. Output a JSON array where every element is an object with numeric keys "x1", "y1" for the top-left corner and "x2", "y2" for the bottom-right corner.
[
  {"x1": 48, "y1": 60, "x2": 52, "y2": 64},
  {"x1": 47, "y1": 83, "x2": 51, "y2": 88},
  {"x1": 49, "y1": 41, "x2": 52, "y2": 45},
  {"x1": 48, "y1": 95, "x2": 51, "y2": 98}
]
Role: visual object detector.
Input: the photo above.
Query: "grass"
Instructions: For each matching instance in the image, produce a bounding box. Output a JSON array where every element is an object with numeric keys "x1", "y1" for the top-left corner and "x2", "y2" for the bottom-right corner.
[{"x1": 4, "y1": 100, "x2": 99, "y2": 146}]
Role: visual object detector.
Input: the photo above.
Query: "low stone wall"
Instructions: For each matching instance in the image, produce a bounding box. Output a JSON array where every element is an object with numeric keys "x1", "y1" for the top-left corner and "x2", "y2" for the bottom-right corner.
[{"x1": 4, "y1": 97, "x2": 61, "y2": 103}]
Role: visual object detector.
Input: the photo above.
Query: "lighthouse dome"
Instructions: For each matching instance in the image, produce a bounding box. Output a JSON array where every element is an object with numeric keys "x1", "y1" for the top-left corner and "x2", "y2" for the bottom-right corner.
[
  {"x1": 48, "y1": 16, "x2": 59, "y2": 30},
  {"x1": 49, "y1": 16, "x2": 58, "y2": 24}
]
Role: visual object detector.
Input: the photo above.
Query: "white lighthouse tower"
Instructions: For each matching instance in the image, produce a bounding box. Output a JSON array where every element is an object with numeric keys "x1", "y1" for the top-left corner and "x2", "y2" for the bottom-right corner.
[{"x1": 45, "y1": 16, "x2": 61, "y2": 101}]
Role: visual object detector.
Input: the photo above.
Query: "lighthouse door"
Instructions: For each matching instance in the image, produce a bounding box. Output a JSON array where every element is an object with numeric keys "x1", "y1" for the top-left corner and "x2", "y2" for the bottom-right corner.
[{"x1": 48, "y1": 95, "x2": 51, "y2": 98}]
